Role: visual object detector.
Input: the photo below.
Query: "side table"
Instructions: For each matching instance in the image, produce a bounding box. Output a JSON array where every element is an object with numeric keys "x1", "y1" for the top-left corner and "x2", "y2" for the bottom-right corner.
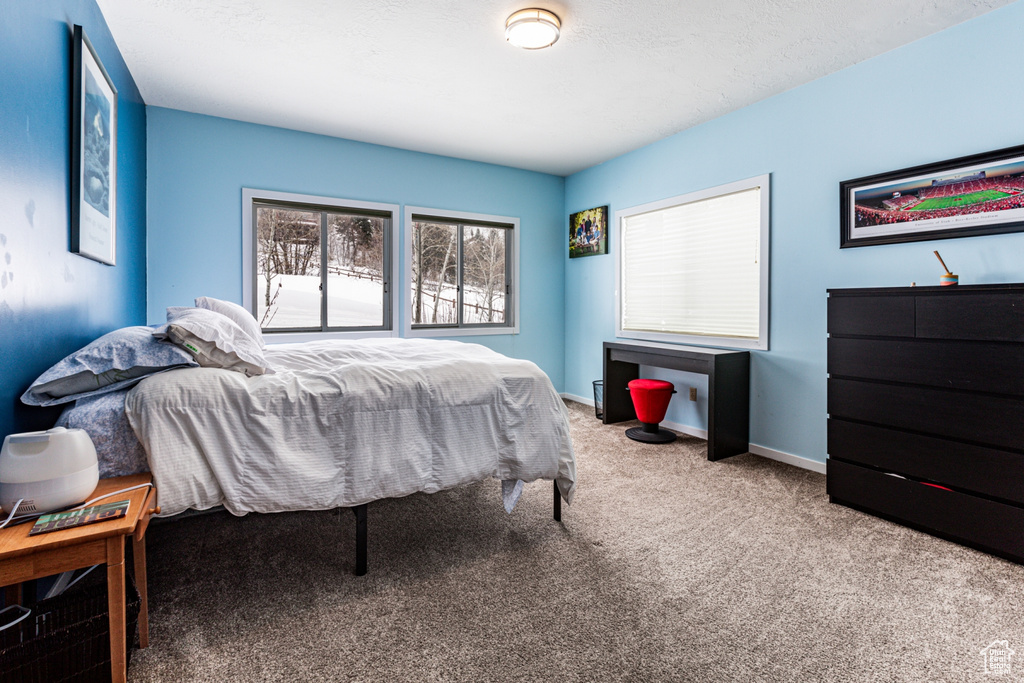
[{"x1": 0, "y1": 473, "x2": 158, "y2": 683}]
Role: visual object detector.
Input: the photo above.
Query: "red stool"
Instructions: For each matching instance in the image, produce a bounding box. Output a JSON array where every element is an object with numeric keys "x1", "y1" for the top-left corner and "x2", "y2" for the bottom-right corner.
[{"x1": 626, "y1": 379, "x2": 677, "y2": 444}]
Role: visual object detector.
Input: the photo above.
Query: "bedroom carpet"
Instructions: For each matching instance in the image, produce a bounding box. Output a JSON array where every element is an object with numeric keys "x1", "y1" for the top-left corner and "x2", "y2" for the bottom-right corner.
[{"x1": 128, "y1": 401, "x2": 1024, "y2": 682}]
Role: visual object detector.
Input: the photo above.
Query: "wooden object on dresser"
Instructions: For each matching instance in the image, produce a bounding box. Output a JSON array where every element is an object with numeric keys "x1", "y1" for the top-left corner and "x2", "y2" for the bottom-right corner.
[
  {"x1": 827, "y1": 284, "x2": 1024, "y2": 564},
  {"x1": 0, "y1": 473, "x2": 159, "y2": 683}
]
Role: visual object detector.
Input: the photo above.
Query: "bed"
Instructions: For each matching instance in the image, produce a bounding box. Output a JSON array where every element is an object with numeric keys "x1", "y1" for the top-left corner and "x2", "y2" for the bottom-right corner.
[{"x1": 34, "y1": 305, "x2": 575, "y2": 575}]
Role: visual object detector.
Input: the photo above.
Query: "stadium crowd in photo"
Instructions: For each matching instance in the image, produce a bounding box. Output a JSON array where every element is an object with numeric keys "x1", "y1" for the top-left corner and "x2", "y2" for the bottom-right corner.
[{"x1": 854, "y1": 170, "x2": 1024, "y2": 227}]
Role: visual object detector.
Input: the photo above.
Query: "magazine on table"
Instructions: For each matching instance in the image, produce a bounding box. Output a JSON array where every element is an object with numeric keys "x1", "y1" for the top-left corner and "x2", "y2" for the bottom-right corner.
[{"x1": 28, "y1": 500, "x2": 131, "y2": 535}]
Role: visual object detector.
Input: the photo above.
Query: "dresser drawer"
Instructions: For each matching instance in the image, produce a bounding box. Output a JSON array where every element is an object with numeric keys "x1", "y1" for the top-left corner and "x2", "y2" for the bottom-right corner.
[
  {"x1": 828, "y1": 378, "x2": 1024, "y2": 451},
  {"x1": 917, "y1": 291, "x2": 1024, "y2": 342},
  {"x1": 828, "y1": 295, "x2": 914, "y2": 337},
  {"x1": 827, "y1": 459, "x2": 1024, "y2": 563},
  {"x1": 828, "y1": 419, "x2": 1024, "y2": 505},
  {"x1": 827, "y1": 338, "x2": 1024, "y2": 395}
]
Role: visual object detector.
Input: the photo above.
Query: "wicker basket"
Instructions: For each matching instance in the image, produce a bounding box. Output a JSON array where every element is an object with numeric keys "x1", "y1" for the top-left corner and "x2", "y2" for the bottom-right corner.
[{"x1": 0, "y1": 568, "x2": 140, "y2": 683}]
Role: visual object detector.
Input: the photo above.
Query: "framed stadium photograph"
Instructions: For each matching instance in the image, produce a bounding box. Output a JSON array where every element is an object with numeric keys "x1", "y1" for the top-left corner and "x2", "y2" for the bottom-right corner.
[
  {"x1": 71, "y1": 25, "x2": 118, "y2": 265},
  {"x1": 840, "y1": 144, "x2": 1024, "y2": 248}
]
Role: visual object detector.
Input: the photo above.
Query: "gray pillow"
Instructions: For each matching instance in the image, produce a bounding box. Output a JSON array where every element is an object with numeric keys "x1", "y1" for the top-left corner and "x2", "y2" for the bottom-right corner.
[
  {"x1": 56, "y1": 390, "x2": 149, "y2": 478},
  {"x1": 21, "y1": 326, "x2": 198, "y2": 406},
  {"x1": 195, "y1": 296, "x2": 264, "y2": 348},
  {"x1": 155, "y1": 307, "x2": 272, "y2": 377}
]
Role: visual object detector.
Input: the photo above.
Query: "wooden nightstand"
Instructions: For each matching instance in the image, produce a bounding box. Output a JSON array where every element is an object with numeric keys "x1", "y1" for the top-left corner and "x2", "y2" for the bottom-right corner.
[{"x1": 0, "y1": 473, "x2": 158, "y2": 683}]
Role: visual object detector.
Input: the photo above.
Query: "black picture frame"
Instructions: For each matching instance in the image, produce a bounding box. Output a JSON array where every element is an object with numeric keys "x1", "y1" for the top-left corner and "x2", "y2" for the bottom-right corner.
[
  {"x1": 71, "y1": 24, "x2": 118, "y2": 265},
  {"x1": 840, "y1": 143, "x2": 1024, "y2": 248}
]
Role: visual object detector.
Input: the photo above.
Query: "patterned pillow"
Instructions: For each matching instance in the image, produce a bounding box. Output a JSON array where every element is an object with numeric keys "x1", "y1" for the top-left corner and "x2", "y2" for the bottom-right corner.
[
  {"x1": 56, "y1": 390, "x2": 149, "y2": 478},
  {"x1": 21, "y1": 326, "x2": 198, "y2": 407}
]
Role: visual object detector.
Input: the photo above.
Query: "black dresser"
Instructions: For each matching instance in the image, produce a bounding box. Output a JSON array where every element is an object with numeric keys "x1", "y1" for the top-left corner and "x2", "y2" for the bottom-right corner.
[{"x1": 827, "y1": 284, "x2": 1024, "y2": 564}]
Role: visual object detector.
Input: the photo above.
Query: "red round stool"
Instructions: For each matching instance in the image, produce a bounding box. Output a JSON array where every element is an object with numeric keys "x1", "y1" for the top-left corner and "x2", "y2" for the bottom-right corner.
[{"x1": 626, "y1": 379, "x2": 677, "y2": 444}]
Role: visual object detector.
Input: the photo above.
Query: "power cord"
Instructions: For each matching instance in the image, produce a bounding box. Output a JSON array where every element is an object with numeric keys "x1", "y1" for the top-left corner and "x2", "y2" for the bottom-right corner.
[
  {"x1": 0, "y1": 481, "x2": 154, "y2": 530},
  {"x1": 1, "y1": 481, "x2": 157, "y2": 602}
]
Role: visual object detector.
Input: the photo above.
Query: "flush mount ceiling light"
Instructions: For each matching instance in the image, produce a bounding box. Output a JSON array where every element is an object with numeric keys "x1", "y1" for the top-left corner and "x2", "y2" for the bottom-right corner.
[{"x1": 505, "y1": 8, "x2": 561, "y2": 50}]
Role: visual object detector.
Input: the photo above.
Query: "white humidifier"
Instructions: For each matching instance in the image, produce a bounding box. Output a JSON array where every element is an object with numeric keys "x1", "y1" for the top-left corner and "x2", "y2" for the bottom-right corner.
[{"x1": 0, "y1": 427, "x2": 99, "y2": 515}]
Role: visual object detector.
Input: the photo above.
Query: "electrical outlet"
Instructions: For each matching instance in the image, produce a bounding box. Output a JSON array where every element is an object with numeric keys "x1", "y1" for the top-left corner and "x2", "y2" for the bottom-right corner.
[{"x1": 689, "y1": 387, "x2": 697, "y2": 401}]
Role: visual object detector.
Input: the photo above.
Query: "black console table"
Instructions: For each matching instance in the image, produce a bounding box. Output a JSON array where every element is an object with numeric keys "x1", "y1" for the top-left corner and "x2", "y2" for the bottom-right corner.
[{"x1": 603, "y1": 340, "x2": 750, "y2": 461}]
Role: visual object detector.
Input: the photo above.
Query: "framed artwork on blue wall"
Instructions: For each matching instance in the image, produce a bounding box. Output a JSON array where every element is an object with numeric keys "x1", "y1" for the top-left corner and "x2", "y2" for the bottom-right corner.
[
  {"x1": 569, "y1": 205, "x2": 608, "y2": 258},
  {"x1": 71, "y1": 24, "x2": 118, "y2": 266},
  {"x1": 840, "y1": 143, "x2": 1024, "y2": 248}
]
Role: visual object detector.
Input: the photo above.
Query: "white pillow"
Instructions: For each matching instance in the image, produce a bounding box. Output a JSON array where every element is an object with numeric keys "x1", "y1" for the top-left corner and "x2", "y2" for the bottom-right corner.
[
  {"x1": 195, "y1": 296, "x2": 264, "y2": 348},
  {"x1": 154, "y1": 308, "x2": 273, "y2": 377}
]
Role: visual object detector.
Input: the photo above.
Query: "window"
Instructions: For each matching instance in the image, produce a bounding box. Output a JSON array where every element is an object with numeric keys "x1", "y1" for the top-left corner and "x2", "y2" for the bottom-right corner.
[
  {"x1": 404, "y1": 207, "x2": 519, "y2": 336},
  {"x1": 242, "y1": 189, "x2": 398, "y2": 339},
  {"x1": 616, "y1": 175, "x2": 770, "y2": 350}
]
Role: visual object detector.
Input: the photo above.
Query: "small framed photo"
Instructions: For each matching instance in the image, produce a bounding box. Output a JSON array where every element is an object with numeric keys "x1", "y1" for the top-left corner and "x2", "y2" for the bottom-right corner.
[
  {"x1": 840, "y1": 144, "x2": 1024, "y2": 248},
  {"x1": 71, "y1": 25, "x2": 118, "y2": 265},
  {"x1": 569, "y1": 205, "x2": 608, "y2": 258}
]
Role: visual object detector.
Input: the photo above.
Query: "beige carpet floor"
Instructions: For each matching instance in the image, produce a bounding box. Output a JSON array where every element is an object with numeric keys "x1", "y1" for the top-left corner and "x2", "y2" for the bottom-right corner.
[{"x1": 129, "y1": 401, "x2": 1024, "y2": 682}]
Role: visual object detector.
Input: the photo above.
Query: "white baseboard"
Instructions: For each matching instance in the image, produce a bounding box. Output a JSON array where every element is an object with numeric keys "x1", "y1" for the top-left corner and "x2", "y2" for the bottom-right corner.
[
  {"x1": 660, "y1": 417, "x2": 708, "y2": 441},
  {"x1": 748, "y1": 444, "x2": 826, "y2": 474},
  {"x1": 561, "y1": 394, "x2": 826, "y2": 474}
]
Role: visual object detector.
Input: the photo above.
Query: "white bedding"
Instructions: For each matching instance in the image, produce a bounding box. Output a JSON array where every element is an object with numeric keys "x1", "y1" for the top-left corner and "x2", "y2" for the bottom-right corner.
[{"x1": 125, "y1": 338, "x2": 575, "y2": 516}]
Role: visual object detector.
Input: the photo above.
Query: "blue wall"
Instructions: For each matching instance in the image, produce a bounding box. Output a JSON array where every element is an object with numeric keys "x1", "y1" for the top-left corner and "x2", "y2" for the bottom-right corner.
[
  {"x1": 146, "y1": 109, "x2": 566, "y2": 386},
  {"x1": 5, "y1": 0, "x2": 1019, "y2": 460},
  {"x1": 0, "y1": 1, "x2": 147, "y2": 438},
  {"x1": 564, "y1": 1, "x2": 1024, "y2": 464}
]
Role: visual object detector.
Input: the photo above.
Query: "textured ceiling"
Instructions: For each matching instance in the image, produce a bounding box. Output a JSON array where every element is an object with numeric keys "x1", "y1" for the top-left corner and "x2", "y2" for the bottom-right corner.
[{"x1": 96, "y1": 0, "x2": 1010, "y2": 176}]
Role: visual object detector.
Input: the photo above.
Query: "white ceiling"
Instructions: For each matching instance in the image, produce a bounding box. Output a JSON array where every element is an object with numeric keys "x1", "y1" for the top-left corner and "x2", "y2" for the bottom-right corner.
[{"x1": 97, "y1": 0, "x2": 1009, "y2": 177}]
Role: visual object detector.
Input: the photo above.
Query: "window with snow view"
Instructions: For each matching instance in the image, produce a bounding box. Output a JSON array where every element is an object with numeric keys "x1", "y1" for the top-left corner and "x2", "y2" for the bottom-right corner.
[
  {"x1": 244, "y1": 191, "x2": 396, "y2": 335},
  {"x1": 406, "y1": 209, "x2": 517, "y2": 335}
]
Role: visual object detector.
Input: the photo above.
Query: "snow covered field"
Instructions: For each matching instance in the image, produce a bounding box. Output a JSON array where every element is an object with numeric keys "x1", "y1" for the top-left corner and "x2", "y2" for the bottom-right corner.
[
  {"x1": 258, "y1": 272, "x2": 384, "y2": 329},
  {"x1": 257, "y1": 271, "x2": 505, "y2": 329}
]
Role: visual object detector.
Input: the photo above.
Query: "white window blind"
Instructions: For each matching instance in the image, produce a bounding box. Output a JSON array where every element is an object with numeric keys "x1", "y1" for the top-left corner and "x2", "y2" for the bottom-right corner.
[{"x1": 619, "y1": 177, "x2": 768, "y2": 348}]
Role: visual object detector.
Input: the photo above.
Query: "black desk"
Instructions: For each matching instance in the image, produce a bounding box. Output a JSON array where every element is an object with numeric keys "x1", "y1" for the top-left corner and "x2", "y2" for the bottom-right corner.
[{"x1": 603, "y1": 340, "x2": 750, "y2": 461}]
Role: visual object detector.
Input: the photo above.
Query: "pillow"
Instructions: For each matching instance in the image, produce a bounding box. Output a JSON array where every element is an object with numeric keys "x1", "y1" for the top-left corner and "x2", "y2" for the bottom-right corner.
[
  {"x1": 195, "y1": 296, "x2": 264, "y2": 348},
  {"x1": 21, "y1": 326, "x2": 198, "y2": 407},
  {"x1": 155, "y1": 307, "x2": 272, "y2": 377},
  {"x1": 56, "y1": 390, "x2": 149, "y2": 479}
]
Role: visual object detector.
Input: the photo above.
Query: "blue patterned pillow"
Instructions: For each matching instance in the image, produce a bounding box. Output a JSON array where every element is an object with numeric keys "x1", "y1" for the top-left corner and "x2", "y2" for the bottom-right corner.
[
  {"x1": 56, "y1": 390, "x2": 149, "y2": 478},
  {"x1": 21, "y1": 326, "x2": 198, "y2": 406}
]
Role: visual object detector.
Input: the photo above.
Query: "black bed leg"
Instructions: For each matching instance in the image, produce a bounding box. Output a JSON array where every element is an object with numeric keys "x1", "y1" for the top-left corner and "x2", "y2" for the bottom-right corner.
[
  {"x1": 553, "y1": 480, "x2": 561, "y2": 522},
  {"x1": 352, "y1": 504, "x2": 367, "y2": 576}
]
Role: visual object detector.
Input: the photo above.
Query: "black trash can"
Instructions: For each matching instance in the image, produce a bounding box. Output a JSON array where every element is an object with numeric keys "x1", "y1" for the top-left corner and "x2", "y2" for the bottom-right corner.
[{"x1": 592, "y1": 380, "x2": 604, "y2": 420}]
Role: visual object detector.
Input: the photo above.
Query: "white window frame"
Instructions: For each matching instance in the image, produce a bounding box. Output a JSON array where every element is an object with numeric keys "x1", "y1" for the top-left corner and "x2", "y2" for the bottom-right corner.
[
  {"x1": 242, "y1": 188, "x2": 400, "y2": 343},
  {"x1": 403, "y1": 206, "x2": 520, "y2": 338},
  {"x1": 615, "y1": 174, "x2": 770, "y2": 350}
]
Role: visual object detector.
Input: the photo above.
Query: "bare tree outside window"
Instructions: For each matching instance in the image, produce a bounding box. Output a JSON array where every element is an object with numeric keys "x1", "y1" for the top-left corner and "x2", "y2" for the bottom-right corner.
[
  {"x1": 463, "y1": 226, "x2": 506, "y2": 324},
  {"x1": 411, "y1": 218, "x2": 510, "y2": 328},
  {"x1": 411, "y1": 222, "x2": 458, "y2": 325},
  {"x1": 254, "y1": 201, "x2": 390, "y2": 332},
  {"x1": 327, "y1": 213, "x2": 386, "y2": 327},
  {"x1": 256, "y1": 207, "x2": 320, "y2": 329}
]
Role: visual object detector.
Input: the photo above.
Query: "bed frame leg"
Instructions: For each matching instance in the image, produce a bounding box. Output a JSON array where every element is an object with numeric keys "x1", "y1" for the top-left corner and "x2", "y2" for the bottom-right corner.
[
  {"x1": 553, "y1": 480, "x2": 561, "y2": 522},
  {"x1": 352, "y1": 504, "x2": 367, "y2": 576}
]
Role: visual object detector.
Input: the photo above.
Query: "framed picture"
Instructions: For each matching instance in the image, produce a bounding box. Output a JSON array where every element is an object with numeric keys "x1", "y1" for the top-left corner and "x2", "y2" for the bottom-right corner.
[
  {"x1": 569, "y1": 205, "x2": 608, "y2": 258},
  {"x1": 840, "y1": 144, "x2": 1024, "y2": 248},
  {"x1": 71, "y1": 25, "x2": 118, "y2": 265}
]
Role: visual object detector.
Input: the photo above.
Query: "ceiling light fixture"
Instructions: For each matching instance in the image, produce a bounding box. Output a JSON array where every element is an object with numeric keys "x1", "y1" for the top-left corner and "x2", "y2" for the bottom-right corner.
[{"x1": 505, "y1": 8, "x2": 561, "y2": 50}]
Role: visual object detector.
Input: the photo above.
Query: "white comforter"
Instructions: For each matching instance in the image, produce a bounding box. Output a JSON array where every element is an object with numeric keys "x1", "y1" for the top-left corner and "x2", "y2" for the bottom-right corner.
[{"x1": 125, "y1": 338, "x2": 575, "y2": 516}]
